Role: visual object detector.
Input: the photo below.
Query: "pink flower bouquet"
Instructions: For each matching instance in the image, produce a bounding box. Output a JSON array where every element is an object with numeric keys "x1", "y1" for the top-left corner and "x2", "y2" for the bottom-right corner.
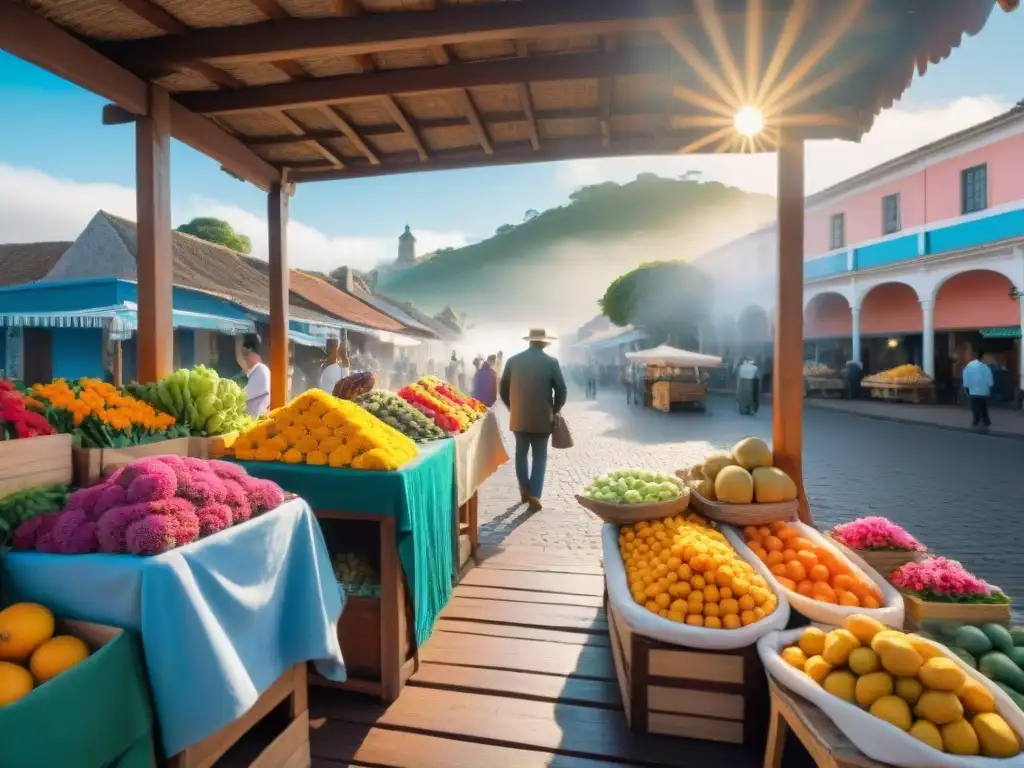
[
  {"x1": 830, "y1": 516, "x2": 925, "y2": 552},
  {"x1": 891, "y1": 556, "x2": 1010, "y2": 605}
]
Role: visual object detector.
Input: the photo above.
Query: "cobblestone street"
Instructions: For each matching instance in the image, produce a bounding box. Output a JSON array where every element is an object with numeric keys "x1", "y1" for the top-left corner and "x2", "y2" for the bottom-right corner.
[{"x1": 478, "y1": 392, "x2": 1024, "y2": 610}]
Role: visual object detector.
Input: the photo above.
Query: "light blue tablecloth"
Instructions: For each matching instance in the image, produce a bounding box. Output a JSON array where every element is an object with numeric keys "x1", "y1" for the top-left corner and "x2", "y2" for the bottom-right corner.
[{"x1": 0, "y1": 498, "x2": 345, "y2": 758}]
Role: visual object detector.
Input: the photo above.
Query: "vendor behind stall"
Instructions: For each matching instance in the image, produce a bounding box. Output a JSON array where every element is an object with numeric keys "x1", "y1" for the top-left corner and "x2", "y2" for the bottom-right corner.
[
  {"x1": 843, "y1": 359, "x2": 863, "y2": 400},
  {"x1": 236, "y1": 333, "x2": 271, "y2": 418},
  {"x1": 737, "y1": 358, "x2": 758, "y2": 415}
]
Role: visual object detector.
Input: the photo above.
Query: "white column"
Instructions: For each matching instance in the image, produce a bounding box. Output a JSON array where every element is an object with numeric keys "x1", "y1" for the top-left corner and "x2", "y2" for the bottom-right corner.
[
  {"x1": 920, "y1": 299, "x2": 935, "y2": 378},
  {"x1": 851, "y1": 306, "x2": 861, "y2": 365},
  {"x1": 1018, "y1": 295, "x2": 1024, "y2": 394}
]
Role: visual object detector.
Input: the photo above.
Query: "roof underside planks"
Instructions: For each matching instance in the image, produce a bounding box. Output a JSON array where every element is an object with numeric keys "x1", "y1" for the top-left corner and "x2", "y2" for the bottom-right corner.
[{"x1": 2, "y1": 0, "x2": 1012, "y2": 189}]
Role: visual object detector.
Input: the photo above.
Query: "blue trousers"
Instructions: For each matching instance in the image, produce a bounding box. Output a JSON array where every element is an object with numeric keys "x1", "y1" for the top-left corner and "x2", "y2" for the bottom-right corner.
[{"x1": 514, "y1": 432, "x2": 549, "y2": 499}]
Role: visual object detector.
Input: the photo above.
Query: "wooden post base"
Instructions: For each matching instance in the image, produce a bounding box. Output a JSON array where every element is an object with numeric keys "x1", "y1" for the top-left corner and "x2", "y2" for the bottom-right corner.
[{"x1": 164, "y1": 664, "x2": 309, "y2": 768}]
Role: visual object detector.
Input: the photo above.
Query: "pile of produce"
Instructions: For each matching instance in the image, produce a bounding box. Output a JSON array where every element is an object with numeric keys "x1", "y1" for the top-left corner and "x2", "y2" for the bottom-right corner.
[
  {"x1": 1, "y1": 380, "x2": 55, "y2": 440},
  {"x1": 419, "y1": 376, "x2": 487, "y2": 415},
  {"x1": 29, "y1": 378, "x2": 185, "y2": 448},
  {"x1": 11, "y1": 456, "x2": 284, "y2": 555},
  {"x1": 780, "y1": 616, "x2": 1021, "y2": 757},
  {"x1": 619, "y1": 513, "x2": 778, "y2": 627},
  {"x1": 0, "y1": 485, "x2": 68, "y2": 547},
  {"x1": 891, "y1": 557, "x2": 1010, "y2": 605},
  {"x1": 803, "y1": 362, "x2": 840, "y2": 378},
  {"x1": 918, "y1": 623, "x2": 1024, "y2": 710},
  {"x1": 332, "y1": 371, "x2": 376, "y2": 400},
  {"x1": 332, "y1": 551, "x2": 381, "y2": 599},
  {"x1": 830, "y1": 516, "x2": 926, "y2": 553},
  {"x1": 582, "y1": 468, "x2": 685, "y2": 505},
  {"x1": 680, "y1": 437, "x2": 798, "y2": 504},
  {"x1": 125, "y1": 365, "x2": 252, "y2": 436},
  {"x1": 232, "y1": 389, "x2": 417, "y2": 471},
  {"x1": 397, "y1": 384, "x2": 467, "y2": 433},
  {"x1": 745, "y1": 521, "x2": 884, "y2": 608},
  {"x1": 0, "y1": 603, "x2": 91, "y2": 707},
  {"x1": 356, "y1": 391, "x2": 448, "y2": 443},
  {"x1": 863, "y1": 364, "x2": 932, "y2": 385}
]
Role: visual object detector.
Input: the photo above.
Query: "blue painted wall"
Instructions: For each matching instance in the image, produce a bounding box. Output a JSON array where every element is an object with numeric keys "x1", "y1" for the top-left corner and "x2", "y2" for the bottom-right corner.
[
  {"x1": 855, "y1": 234, "x2": 920, "y2": 270},
  {"x1": 177, "y1": 330, "x2": 196, "y2": 368},
  {"x1": 51, "y1": 328, "x2": 104, "y2": 380},
  {"x1": 804, "y1": 252, "x2": 848, "y2": 280}
]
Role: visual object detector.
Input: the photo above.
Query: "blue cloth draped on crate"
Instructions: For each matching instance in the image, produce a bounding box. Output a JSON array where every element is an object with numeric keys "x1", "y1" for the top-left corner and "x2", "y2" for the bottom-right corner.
[
  {"x1": 235, "y1": 438, "x2": 456, "y2": 647},
  {"x1": 0, "y1": 498, "x2": 344, "y2": 758}
]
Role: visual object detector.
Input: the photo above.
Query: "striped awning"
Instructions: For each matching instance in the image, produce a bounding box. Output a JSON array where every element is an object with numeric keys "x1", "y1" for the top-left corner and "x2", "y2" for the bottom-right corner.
[
  {"x1": 289, "y1": 329, "x2": 327, "y2": 348},
  {"x1": 980, "y1": 326, "x2": 1022, "y2": 339},
  {"x1": 0, "y1": 303, "x2": 255, "y2": 337}
]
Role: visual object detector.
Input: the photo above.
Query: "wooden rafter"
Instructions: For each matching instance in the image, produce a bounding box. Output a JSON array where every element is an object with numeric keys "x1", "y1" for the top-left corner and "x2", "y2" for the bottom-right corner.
[
  {"x1": 176, "y1": 49, "x2": 675, "y2": 114},
  {"x1": 104, "y1": 1, "x2": 685, "y2": 72},
  {"x1": 321, "y1": 106, "x2": 381, "y2": 165},
  {"x1": 381, "y1": 98, "x2": 428, "y2": 162},
  {"x1": 598, "y1": 36, "x2": 617, "y2": 147},
  {"x1": 512, "y1": 40, "x2": 541, "y2": 152},
  {"x1": 245, "y1": 0, "x2": 290, "y2": 21},
  {"x1": 274, "y1": 110, "x2": 346, "y2": 168}
]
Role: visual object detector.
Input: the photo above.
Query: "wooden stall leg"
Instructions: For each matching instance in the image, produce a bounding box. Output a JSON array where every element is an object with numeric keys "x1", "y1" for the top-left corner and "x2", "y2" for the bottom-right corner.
[
  {"x1": 379, "y1": 515, "x2": 402, "y2": 702},
  {"x1": 763, "y1": 693, "x2": 789, "y2": 768},
  {"x1": 267, "y1": 180, "x2": 290, "y2": 410},
  {"x1": 468, "y1": 491, "x2": 479, "y2": 558}
]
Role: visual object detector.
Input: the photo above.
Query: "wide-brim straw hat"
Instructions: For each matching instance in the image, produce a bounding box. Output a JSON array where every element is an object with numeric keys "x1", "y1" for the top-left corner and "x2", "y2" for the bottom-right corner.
[{"x1": 523, "y1": 328, "x2": 557, "y2": 343}]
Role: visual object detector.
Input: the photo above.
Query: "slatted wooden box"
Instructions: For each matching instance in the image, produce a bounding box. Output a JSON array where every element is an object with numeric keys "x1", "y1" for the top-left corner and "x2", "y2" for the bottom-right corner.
[
  {"x1": 72, "y1": 437, "x2": 191, "y2": 486},
  {"x1": 0, "y1": 433, "x2": 73, "y2": 496},
  {"x1": 187, "y1": 432, "x2": 238, "y2": 460},
  {"x1": 606, "y1": 597, "x2": 768, "y2": 746}
]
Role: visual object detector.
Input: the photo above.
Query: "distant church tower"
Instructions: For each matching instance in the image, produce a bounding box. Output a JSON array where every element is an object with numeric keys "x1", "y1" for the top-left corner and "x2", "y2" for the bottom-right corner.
[{"x1": 396, "y1": 225, "x2": 417, "y2": 266}]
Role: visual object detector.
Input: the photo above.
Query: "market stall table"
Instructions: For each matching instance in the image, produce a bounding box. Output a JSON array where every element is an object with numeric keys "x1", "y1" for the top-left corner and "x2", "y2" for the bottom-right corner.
[
  {"x1": 626, "y1": 346, "x2": 723, "y2": 413},
  {"x1": 237, "y1": 438, "x2": 455, "y2": 702},
  {"x1": 0, "y1": 498, "x2": 344, "y2": 763},
  {"x1": 452, "y1": 410, "x2": 508, "y2": 572}
]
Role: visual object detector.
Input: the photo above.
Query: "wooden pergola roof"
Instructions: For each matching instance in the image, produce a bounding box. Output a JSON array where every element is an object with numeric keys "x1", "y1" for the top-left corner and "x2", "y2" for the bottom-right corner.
[{"x1": 2, "y1": 0, "x2": 1009, "y2": 190}]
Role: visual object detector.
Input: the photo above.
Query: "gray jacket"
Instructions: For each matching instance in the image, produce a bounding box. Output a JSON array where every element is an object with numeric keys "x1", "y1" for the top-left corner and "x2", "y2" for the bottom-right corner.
[{"x1": 500, "y1": 346, "x2": 568, "y2": 434}]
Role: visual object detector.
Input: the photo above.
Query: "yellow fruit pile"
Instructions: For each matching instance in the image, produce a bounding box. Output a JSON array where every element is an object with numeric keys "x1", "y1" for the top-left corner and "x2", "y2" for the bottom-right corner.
[
  {"x1": 233, "y1": 389, "x2": 418, "y2": 471},
  {"x1": 864, "y1": 364, "x2": 932, "y2": 385},
  {"x1": 619, "y1": 514, "x2": 778, "y2": 628},
  {"x1": 0, "y1": 603, "x2": 90, "y2": 707},
  {"x1": 782, "y1": 615, "x2": 1021, "y2": 757}
]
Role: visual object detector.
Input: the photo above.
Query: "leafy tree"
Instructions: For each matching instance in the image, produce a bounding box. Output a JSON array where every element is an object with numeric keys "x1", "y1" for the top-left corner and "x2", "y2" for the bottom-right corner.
[
  {"x1": 599, "y1": 260, "x2": 712, "y2": 348},
  {"x1": 523, "y1": 209, "x2": 539, "y2": 221},
  {"x1": 495, "y1": 224, "x2": 515, "y2": 236},
  {"x1": 176, "y1": 217, "x2": 252, "y2": 254}
]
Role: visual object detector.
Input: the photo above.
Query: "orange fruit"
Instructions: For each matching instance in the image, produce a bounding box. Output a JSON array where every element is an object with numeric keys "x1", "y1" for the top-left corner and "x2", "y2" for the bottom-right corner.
[
  {"x1": 704, "y1": 602, "x2": 720, "y2": 618},
  {"x1": 862, "y1": 595, "x2": 880, "y2": 609},
  {"x1": 781, "y1": 548, "x2": 797, "y2": 562},
  {"x1": 742, "y1": 526, "x2": 760, "y2": 540},
  {"x1": 757, "y1": 526, "x2": 773, "y2": 540},
  {"x1": 786, "y1": 561, "x2": 807, "y2": 582},
  {"x1": 719, "y1": 587, "x2": 733, "y2": 600},
  {"x1": 791, "y1": 538, "x2": 813, "y2": 552},
  {"x1": 833, "y1": 574, "x2": 855, "y2": 592},
  {"x1": 796, "y1": 580, "x2": 815, "y2": 597},
  {"x1": 770, "y1": 563, "x2": 787, "y2": 578},
  {"x1": 776, "y1": 576, "x2": 797, "y2": 592},
  {"x1": 753, "y1": 607, "x2": 766, "y2": 621},
  {"x1": 797, "y1": 550, "x2": 819, "y2": 569},
  {"x1": 764, "y1": 536, "x2": 784, "y2": 552},
  {"x1": 723, "y1": 614, "x2": 741, "y2": 629},
  {"x1": 770, "y1": 520, "x2": 788, "y2": 533},
  {"x1": 731, "y1": 578, "x2": 750, "y2": 596},
  {"x1": 767, "y1": 550, "x2": 785, "y2": 566},
  {"x1": 740, "y1": 610, "x2": 756, "y2": 626},
  {"x1": 686, "y1": 615, "x2": 704, "y2": 627},
  {"x1": 838, "y1": 590, "x2": 860, "y2": 607},
  {"x1": 777, "y1": 526, "x2": 797, "y2": 540},
  {"x1": 739, "y1": 594, "x2": 756, "y2": 611},
  {"x1": 719, "y1": 598, "x2": 739, "y2": 615},
  {"x1": 809, "y1": 564, "x2": 831, "y2": 582},
  {"x1": 812, "y1": 582, "x2": 837, "y2": 603}
]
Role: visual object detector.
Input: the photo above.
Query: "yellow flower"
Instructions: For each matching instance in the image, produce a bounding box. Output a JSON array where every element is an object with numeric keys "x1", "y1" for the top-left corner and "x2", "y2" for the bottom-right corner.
[
  {"x1": 235, "y1": 448, "x2": 257, "y2": 461},
  {"x1": 254, "y1": 446, "x2": 282, "y2": 462},
  {"x1": 266, "y1": 435, "x2": 288, "y2": 452},
  {"x1": 322, "y1": 411, "x2": 343, "y2": 429},
  {"x1": 318, "y1": 436, "x2": 342, "y2": 455},
  {"x1": 352, "y1": 449, "x2": 399, "y2": 471},
  {"x1": 306, "y1": 450, "x2": 327, "y2": 466},
  {"x1": 282, "y1": 425, "x2": 306, "y2": 445},
  {"x1": 295, "y1": 435, "x2": 319, "y2": 454},
  {"x1": 328, "y1": 445, "x2": 354, "y2": 468},
  {"x1": 310, "y1": 426, "x2": 332, "y2": 442},
  {"x1": 282, "y1": 448, "x2": 303, "y2": 464}
]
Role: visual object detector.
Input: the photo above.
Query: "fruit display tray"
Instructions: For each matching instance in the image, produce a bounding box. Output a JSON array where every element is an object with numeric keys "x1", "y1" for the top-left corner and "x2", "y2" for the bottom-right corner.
[
  {"x1": 606, "y1": 594, "x2": 768, "y2": 746},
  {"x1": 576, "y1": 491, "x2": 690, "y2": 525},
  {"x1": 902, "y1": 592, "x2": 1013, "y2": 632},
  {"x1": 825, "y1": 536, "x2": 926, "y2": 581},
  {"x1": 689, "y1": 488, "x2": 798, "y2": 527}
]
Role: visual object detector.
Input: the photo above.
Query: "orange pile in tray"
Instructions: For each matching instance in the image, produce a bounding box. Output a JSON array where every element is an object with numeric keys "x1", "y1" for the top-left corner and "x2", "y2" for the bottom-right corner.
[{"x1": 743, "y1": 521, "x2": 884, "y2": 608}]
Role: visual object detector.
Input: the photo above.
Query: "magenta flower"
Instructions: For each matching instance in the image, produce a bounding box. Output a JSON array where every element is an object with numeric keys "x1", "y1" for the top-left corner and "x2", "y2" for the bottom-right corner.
[
  {"x1": 148, "y1": 498, "x2": 200, "y2": 546},
  {"x1": 891, "y1": 556, "x2": 1009, "y2": 604},
  {"x1": 178, "y1": 473, "x2": 228, "y2": 507},
  {"x1": 50, "y1": 509, "x2": 99, "y2": 554},
  {"x1": 126, "y1": 469, "x2": 177, "y2": 504},
  {"x1": 154, "y1": 455, "x2": 187, "y2": 470},
  {"x1": 96, "y1": 503, "x2": 152, "y2": 553},
  {"x1": 182, "y1": 457, "x2": 208, "y2": 472},
  {"x1": 239, "y1": 476, "x2": 284, "y2": 513},
  {"x1": 12, "y1": 513, "x2": 59, "y2": 551},
  {"x1": 221, "y1": 478, "x2": 253, "y2": 523},
  {"x1": 63, "y1": 485, "x2": 106, "y2": 517},
  {"x1": 92, "y1": 485, "x2": 129, "y2": 519},
  {"x1": 196, "y1": 503, "x2": 233, "y2": 537},
  {"x1": 208, "y1": 460, "x2": 247, "y2": 483},
  {"x1": 830, "y1": 516, "x2": 925, "y2": 552},
  {"x1": 125, "y1": 514, "x2": 180, "y2": 555}
]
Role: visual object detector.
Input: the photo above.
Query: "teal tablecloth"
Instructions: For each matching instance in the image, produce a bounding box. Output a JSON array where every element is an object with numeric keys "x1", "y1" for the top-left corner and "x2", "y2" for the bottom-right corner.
[{"x1": 236, "y1": 439, "x2": 455, "y2": 646}]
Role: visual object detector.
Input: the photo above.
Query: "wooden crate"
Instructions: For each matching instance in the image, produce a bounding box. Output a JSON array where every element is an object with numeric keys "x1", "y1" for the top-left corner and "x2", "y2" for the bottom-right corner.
[
  {"x1": 164, "y1": 663, "x2": 309, "y2": 768},
  {"x1": 903, "y1": 592, "x2": 1012, "y2": 632},
  {"x1": 825, "y1": 536, "x2": 925, "y2": 580},
  {"x1": 456, "y1": 491, "x2": 478, "y2": 572},
  {"x1": 0, "y1": 433, "x2": 73, "y2": 496},
  {"x1": 73, "y1": 437, "x2": 191, "y2": 486},
  {"x1": 311, "y1": 511, "x2": 418, "y2": 702},
  {"x1": 606, "y1": 597, "x2": 767, "y2": 746},
  {"x1": 187, "y1": 433, "x2": 238, "y2": 460}
]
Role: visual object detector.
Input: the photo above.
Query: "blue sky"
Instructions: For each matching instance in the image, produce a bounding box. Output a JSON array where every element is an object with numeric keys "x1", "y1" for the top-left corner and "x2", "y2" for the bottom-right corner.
[{"x1": 0, "y1": 8, "x2": 1021, "y2": 272}]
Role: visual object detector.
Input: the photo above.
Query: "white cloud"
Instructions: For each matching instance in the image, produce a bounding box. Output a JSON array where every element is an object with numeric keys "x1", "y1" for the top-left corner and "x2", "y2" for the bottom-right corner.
[
  {"x1": 0, "y1": 164, "x2": 467, "y2": 273},
  {"x1": 555, "y1": 96, "x2": 1011, "y2": 196}
]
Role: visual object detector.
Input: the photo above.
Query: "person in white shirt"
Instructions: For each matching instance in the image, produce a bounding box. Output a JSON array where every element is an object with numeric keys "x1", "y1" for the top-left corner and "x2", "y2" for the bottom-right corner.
[
  {"x1": 962, "y1": 348, "x2": 994, "y2": 429},
  {"x1": 737, "y1": 358, "x2": 758, "y2": 415},
  {"x1": 236, "y1": 334, "x2": 271, "y2": 418},
  {"x1": 318, "y1": 339, "x2": 349, "y2": 395}
]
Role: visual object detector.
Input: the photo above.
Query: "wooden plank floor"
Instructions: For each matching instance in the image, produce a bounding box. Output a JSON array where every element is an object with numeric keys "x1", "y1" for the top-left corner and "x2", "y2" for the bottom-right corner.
[{"x1": 309, "y1": 545, "x2": 768, "y2": 767}]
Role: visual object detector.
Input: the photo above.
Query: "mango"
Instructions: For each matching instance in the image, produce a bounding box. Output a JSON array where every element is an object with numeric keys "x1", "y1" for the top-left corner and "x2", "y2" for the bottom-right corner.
[
  {"x1": 869, "y1": 695, "x2": 912, "y2": 731},
  {"x1": 916, "y1": 690, "x2": 964, "y2": 725},
  {"x1": 871, "y1": 630, "x2": 909, "y2": 656},
  {"x1": 701, "y1": 452, "x2": 735, "y2": 481},
  {"x1": 731, "y1": 437, "x2": 773, "y2": 470},
  {"x1": 823, "y1": 670, "x2": 857, "y2": 704},
  {"x1": 918, "y1": 657, "x2": 967, "y2": 692},
  {"x1": 751, "y1": 467, "x2": 797, "y2": 503},
  {"x1": 907, "y1": 634, "x2": 945, "y2": 661},
  {"x1": 848, "y1": 647, "x2": 880, "y2": 676},
  {"x1": 843, "y1": 614, "x2": 886, "y2": 646},
  {"x1": 958, "y1": 678, "x2": 996, "y2": 713},
  {"x1": 908, "y1": 720, "x2": 943, "y2": 751},
  {"x1": 895, "y1": 676, "x2": 924, "y2": 706},
  {"x1": 804, "y1": 655, "x2": 832, "y2": 685},
  {"x1": 878, "y1": 637, "x2": 923, "y2": 677},
  {"x1": 822, "y1": 629, "x2": 860, "y2": 667},
  {"x1": 798, "y1": 627, "x2": 827, "y2": 658},
  {"x1": 972, "y1": 712, "x2": 1021, "y2": 757},
  {"x1": 781, "y1": 646, "x2": 807, "y2": 670},
  {"x1": 714, "y1": 466, "x2": 754, "y2": 504},
  {"x1": 856, "y1": 672, "x2": 894, "y2": 710},
  {"x1": 941, "y1": 719, "x2": 980, "y2": 755}
]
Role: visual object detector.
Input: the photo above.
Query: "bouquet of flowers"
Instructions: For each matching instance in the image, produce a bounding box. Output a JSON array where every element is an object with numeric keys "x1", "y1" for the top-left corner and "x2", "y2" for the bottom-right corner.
[
  {"x1": 29, "y1": 378, "x2": 187, "y2": 448},
  {"x1": 829, "y1": 516, "x2": 925, "y2": 552},
  {"x1": 0, "y1": 380, "x2": 55, "y2": 439},
  {"x1": 891, "y1": 556, "x2": 1010, "y2": 604}
]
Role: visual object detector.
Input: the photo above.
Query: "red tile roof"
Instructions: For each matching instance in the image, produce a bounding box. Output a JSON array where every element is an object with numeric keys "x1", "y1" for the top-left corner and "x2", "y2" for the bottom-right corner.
[{"x1": 0, "y1": 242, "x2": 72, "y2": 286}]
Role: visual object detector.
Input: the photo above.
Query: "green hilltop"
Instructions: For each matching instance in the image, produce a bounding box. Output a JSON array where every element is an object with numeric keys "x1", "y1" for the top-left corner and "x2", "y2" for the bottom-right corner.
[{"x1": 376, "y1": 173, "x2": 775, "y2": 329}]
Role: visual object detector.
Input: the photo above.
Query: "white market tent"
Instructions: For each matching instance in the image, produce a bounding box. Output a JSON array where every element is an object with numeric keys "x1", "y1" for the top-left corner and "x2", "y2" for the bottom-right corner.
[{"x1": 626, "y1": 346, "x2": 723, "y2": 368}]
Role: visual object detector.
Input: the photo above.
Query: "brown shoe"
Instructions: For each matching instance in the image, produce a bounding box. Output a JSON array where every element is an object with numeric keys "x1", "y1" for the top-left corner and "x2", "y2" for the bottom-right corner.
[
  {"x1": 527, "y1": 496, "x2": 543, "y2": 512},
  {"x1": 520, "y1": 486, "x2": 530, "y2": 503}
]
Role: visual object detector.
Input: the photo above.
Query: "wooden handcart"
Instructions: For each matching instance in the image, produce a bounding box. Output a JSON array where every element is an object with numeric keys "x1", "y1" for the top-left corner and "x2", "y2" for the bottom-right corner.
[
  {"x1": 865, "y1": 382, "x2": 936, "y2": 404},
  {"x1": 803, "y1": 376, "x2": 845, "y2": 398},
  {"x1": 651, "y1": 380, "x2": 708, "y2": 412}
]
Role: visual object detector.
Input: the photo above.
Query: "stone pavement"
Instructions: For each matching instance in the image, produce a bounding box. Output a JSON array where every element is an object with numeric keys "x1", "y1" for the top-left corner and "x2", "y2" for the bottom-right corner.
[
  {"x1": 477, "y1": 392, "x2": 1024, "y2": 611},
  {"x1": 805, "y1": 396, "x2": 1024, "y2": 439}
]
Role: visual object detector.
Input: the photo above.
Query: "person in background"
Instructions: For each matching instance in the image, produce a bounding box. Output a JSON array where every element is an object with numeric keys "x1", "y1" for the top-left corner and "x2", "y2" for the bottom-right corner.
[
  {"x1": 235, "y1": 333, "x2": 271, "y2": 418},
  {"x1": 473, "y1": 354, "x2": 499, "y2": 407},
  {"x1": 444, "y1": 352, "x2": 459, "y2": 384},
  {"x1": 319, "y1": 339, "x2": 349, "y2": 394},
  {"x1": 585, "y1": 360, "x2": 598, "y2": 400},
  {"x1": 843, "y1": 359, "x2": 863, "y2": 400},
  {"x1": 737, "y1": 358, "x2": 758, "y2": 415},
  {"x1": 496, "y1": 351, "x2": 504, "y2": 380},
  {"x1": 500, "y1": 330, "x2": 567, "y2": 512},
  {"x1": 622, "y1": 363, "x2": 633, "y2": 405},
  {"x1": 963, "y1": 347, "x2": 994, "y2": 430},
  {"x1": 457, "y1": 358, "x2": 468, "y2": 393}
]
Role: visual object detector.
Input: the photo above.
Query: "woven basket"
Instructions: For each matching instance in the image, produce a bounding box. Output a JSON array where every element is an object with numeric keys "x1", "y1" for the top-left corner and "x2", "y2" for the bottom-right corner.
[
  {"x1": 575, "y1": 489, "x2": 691, "y2": 526},
  {"x1": 689, "y1": 489, "x2": 798, "y2": 527},
  {"x1": 825, "y1": 535, "x2": 926, "y2": 580}
]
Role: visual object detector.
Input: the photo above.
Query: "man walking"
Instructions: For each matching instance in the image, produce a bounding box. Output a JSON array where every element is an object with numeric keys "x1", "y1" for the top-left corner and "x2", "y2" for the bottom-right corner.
[
  {"x1": 235, "y1": 333, "x2": 271, "y2": 418},
  {"x1": 500, "y1": 329, "x2": 568, "y2": 512},
  {"x1": 963, "y1": 348, "x2": 994, "y2": 430}
]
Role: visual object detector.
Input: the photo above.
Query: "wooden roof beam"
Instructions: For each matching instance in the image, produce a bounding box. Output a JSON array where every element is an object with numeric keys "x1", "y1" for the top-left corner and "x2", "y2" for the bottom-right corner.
[
  {"x1": 598, "y1": 36, "x2": 617, "y2": 147},
  {"x1": 0, "y1": 1, "x2": 278, "y2": 190},
  {"x1": 177, "y1": 49, "x2": 676, "y2": 114},
  {"x1": 321, "y1": 106, "x2": 381, "y2": 165},
  {"x1": 273, "y1": 110, "x2": 346, "y2": 169},
  {"x1": 514, "y1": 40, "x2": 541, "y2": 151},
  {"x1": 104, "y1": 0, "x2": 690, "y2": 71},
  {"x1": 381, "y1": 98, "x2": 428, "y2": 161}
]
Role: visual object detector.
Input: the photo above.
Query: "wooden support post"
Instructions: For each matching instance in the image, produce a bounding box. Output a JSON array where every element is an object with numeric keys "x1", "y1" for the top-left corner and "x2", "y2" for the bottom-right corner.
[
  {"x1": 135, "y1": 84, "x2": 174, "y2": 383},
  {"x1": 113, "y1": 341, "x2": 123, "y2": 387},
  {"x1": 774, "y1": 135, "x2": 810, "y2": 525},
  {"x1": 267, "y1": 180, "x2": 290, "y2": 409}
]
